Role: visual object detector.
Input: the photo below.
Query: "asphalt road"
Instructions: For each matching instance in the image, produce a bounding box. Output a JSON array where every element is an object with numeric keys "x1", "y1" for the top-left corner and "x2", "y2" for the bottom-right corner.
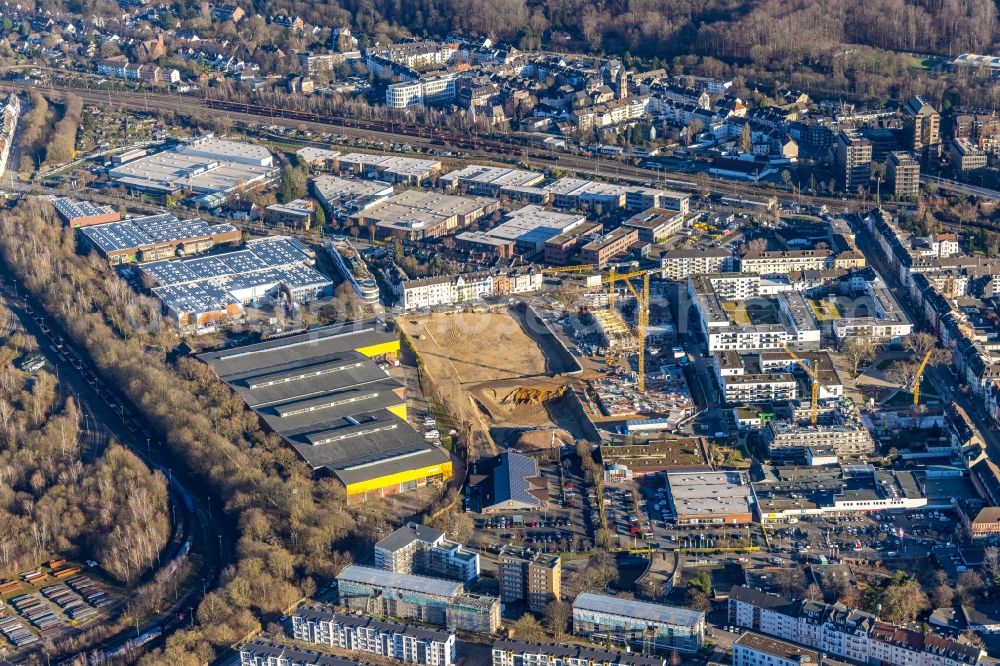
[{"x1": 0, "y1": 270, "x2": 233, "y2": 660}]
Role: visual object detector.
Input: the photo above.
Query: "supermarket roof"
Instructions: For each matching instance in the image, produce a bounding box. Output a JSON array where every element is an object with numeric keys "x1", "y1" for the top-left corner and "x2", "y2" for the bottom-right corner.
[{"x1": 573, "y1": 592, "x2": 705, "y2": 628}]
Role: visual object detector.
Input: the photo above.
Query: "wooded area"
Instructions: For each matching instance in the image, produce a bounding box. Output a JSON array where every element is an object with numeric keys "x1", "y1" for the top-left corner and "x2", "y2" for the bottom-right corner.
[
  {"x1": 0, "y1": 300, "x2": 169, "y2": 588},
  {"x1": 0, "y1": 198, "x2": 366, "y2": 664}
]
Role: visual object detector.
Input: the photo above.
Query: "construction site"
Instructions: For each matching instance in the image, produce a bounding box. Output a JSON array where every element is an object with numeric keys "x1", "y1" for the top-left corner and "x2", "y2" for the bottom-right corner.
[{"x1": 397, "y1": 305, "x2": 590, "y2": 455}]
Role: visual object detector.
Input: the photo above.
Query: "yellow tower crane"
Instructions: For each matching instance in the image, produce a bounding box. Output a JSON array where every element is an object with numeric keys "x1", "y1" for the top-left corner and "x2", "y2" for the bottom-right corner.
[
  {"x1": 912, "y1": 349, "x2": 934, "y2": 406},
  {"x1": 541, "y1": 263, "x2": 599, "y2": 274},
  {"x1": 783, "y1": 346, "x2": 823, "y2": 425},
  {"x1": 602, "y1": 269, "x2": 655, "y2": 392}
]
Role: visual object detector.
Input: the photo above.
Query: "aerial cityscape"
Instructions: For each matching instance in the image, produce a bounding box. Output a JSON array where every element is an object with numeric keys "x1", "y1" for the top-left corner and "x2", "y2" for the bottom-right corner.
[{"x1": 2, "y1": 1, "x2": 1000, "y2": 665}]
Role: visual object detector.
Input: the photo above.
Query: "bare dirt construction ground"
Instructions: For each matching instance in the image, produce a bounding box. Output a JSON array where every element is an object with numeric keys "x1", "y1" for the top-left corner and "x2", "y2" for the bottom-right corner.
[
  {"x1": 398, "y1": 309, "x2": 588, "y2": 455},
  {"x1": 399, "y1": 311, "x2": 548, "y2": 384}
]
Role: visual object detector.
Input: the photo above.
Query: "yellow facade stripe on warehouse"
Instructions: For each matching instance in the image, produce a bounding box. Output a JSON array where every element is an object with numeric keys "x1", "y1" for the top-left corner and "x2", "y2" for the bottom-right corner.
[
  {"x1": 345, "y1": 461, "x2": 453, "y2": 496},
  {"x1": 354, "y1": 340, "x2": 401, "y2": 358},
  {"x1": 386, "y1": 403, "x2": 408, "y2": 420}
]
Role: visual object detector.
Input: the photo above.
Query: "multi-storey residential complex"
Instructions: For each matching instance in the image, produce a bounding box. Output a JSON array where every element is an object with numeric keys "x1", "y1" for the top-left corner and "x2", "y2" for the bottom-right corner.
[
  {"x1": 386, "y1": 75, "x2": 458, "y2": 108},
  {"x1": 903, "y1": 95, "x2": 941, "y2": 154},
  {"x1": 835, "y1": 129, "x2": 872, "y2": 192},
  {"x1": 291, "y1": 605, "x2": 456, "y2": 666},
  {"x1": 763, "y1": 420, "x2": 875, "y2": 459},
  {"x1": 491, "y1": 640, "x2": 666, "y2": 666},
  {"x1": 374, "y1": 523, "x2": 479, "y2": 583},
  {"x1": 240, "y1": 640, "x2": 370, "y2": 666},
  {"x1": 399, "y1": 268, "x2": 543, "y2": 310},
  {"x1": 950, "y1": 137, "x2": 988, "y2": 171},
  {"x1": 885, "y1": 152, "x2": 920, "y2": 199},
  {"x1": 497, "y1": 547, "x2": 561, "y2": 613},
  {"x1": 732, "y1": 632, "x2": 819, "y2": 666},
  {"x1": 727, "y1": 587, "x2": 984, "y2": 666},
  {"x1": 571, "y1": 592, "x2": 705, "y2": 654},
  {"x1": 659, "y1": 248, "x2": 731, "y2": 280},
  {"x1": 739, "y1": 250, "x2": 832, "y2": 276},
  {"x1": 689, "y1": 274, "x2": 820, "y2": 352},
  {"x1": 337, "y1": 565, "x2": 500, "y2": 634}
]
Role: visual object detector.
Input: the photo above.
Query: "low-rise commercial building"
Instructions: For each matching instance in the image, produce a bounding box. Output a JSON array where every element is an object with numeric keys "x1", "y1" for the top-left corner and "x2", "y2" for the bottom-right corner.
[
  {"x1": 312, "y1": 176, "x2": 395, "y2": 216},
  {"x1": 751, "y1": 464, "x2": 926, "y2": 522},
  {"x1": 198, "y1": 321, "x2": 452, "y2": 500},
  {"x1": 622, "y1": 208, "x2": 688, "y2": 244},
  {"x1": 439, "y1": 165, "x2": 544, "y2": 196},
  {"x1": 543, "y1": 222, "x2": 604, "y2": 265},
  {"x1": 265, "y1": 198, "x2": 316, "y2": 229},
  {"x1": 469, "y1": 451, "x2": 548, "y2": 513},
  {"x1": 109, "y1": 138, "x2": 278, "y2": 201},
  {"x1": 497, "y1": 547, "x2": 561, "y2": 613},
  {"x1": 491, "y1": 640, "x2": 665, "y2": 666},
  {"x1": 665, "y1": 471, "x2": 755, "y2": 525},
  {"x1": 292, "y1": 606, "x2": 456, "y2": 666},
  {"x1": 580, "y1": 227, "x2": 640, "y2": 267},
  {"x1": 356, "y1": 190, "x2": 498, "y2": 241},
  {"x1": 339, "y1": 153, "x2": 442, "y2": 185},
  {"x1": 572, "y1": 592, "x2": 705, "y2": 654},
  {"x1": 485, "y1": 206, "x2": 587, "y2": 255}
]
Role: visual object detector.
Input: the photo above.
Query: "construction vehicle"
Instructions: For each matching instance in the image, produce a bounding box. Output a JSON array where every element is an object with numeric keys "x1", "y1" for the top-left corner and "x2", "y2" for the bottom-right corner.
[
  {"x1": 913, "y1": 349, "x2": 934, "y2": 406},
  {"x1": 783, "y1": 346, "x2": 825, "y2": 425}
]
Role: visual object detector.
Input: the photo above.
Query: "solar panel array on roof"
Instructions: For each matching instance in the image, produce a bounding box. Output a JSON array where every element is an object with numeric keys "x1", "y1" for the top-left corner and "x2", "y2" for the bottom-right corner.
[
  {"x1": 142, "y1": 235, "x2": 331, "y2": 318},
  {"x1": 79, "y1": 213, "x2": 239, "y2": 254}
]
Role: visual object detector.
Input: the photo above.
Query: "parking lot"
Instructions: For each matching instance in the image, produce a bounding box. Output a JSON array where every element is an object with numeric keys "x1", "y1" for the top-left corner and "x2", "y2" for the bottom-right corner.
[{"x1": 466, "y1": 446, "x2": 598, "y2": 555}]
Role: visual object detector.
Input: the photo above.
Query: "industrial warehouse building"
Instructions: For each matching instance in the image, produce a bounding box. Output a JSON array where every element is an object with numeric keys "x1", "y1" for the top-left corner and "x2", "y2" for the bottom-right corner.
[
  {"x1": 108, "y1": 137, "x2": 279, "y2": 203},
  {"x1": 49, "y1": 197, "x2": 121, "y2": 228},
  {"x1": 198, "y1": 321, "x2": 452, "y2": 500},
  {"x1": 140, "y1": 236, "x2": 330, "y2": 329},
  {"x1": 79, "y1": 213, "x2": 241, "y2": 265}
]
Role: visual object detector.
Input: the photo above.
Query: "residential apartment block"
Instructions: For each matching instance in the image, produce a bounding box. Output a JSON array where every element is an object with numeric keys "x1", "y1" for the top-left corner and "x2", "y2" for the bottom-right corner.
[
  {"x1": 659, "y1": 248, "x2": 730, "y2": 280},
  {"x1": 497, "y1": 547, "x2": 561, "y2": 613},
  {"x1": 732, "y1": 632, "x2": 819, "y2": 666},
  {"x1": 886, "y1": 152, "x2": 920, "y2": 199},
  {"x1": 337, "y1": 565, "x2": 500, "y2": 634},
  {"x1": 572, "y1": 592, "x2": 704, "y2": 655},
  {"x1": 951, "y1": 137, "x2": 988, "y2": 171},
  {"x1": 727, "y1": 587, "x2": 983, "y2": 666},
  {"x1": 580, "y1": 227, "x2": 639, "y2": 267},
  {"x1": 835, "y1": 129, "x2": 872, "y2": 192},
  {"x1": 291, "y1": 605, "x2": 456, "y2": 666},
  {"x1": 374, "y1": 523, "x2": 479, "y2": 583},
  {"x1": 491, "y1": 640, "x2": 665, "y2": 666}
]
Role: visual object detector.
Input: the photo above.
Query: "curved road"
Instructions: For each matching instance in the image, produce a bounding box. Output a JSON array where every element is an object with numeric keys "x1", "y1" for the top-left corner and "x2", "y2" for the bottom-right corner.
[{"x1": 0, "y1": 272, "x2": 233, "y2": 662}]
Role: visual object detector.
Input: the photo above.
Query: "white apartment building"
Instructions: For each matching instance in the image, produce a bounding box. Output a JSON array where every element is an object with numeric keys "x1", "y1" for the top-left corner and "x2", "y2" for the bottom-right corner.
[
  {"x1": 375, "y1": 522, "x2": 479, "y2": 583},
  {"x1": 492, "y1": 640, "x2": 665, "y2": 666},
  {"x1": 739, "y1": 250, "x2": 832, "y2": 276},
  {"x1": 732, "y1": 633, "x2": 819, "y2": 666},
  {"x1": 660, "y1": 248, "x2": 730, "y2": 280},
  {"x1": 386, "y1": 76, "x2": 457, "y2": 108},
  {"x1": 292, "y1": 606, "x2": 456, "y2": 666},
  {"x1": 721, "y1": 373, "x2": 797, "y2": 404},
  {"x1": 402, "y1": 273, "x2": 494, "y2": 310}
]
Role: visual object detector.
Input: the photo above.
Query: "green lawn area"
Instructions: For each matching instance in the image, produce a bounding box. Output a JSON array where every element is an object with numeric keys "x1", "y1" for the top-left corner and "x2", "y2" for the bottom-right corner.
[
  {"x1": 722, "y1": 301, "x2": 751, "y2": 324},
  {"x1": 808, "y1": 298, "x2": 842, "y2": 322}
]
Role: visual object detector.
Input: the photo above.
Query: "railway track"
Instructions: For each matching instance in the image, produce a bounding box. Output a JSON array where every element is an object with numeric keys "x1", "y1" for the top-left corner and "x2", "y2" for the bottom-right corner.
[{"x1": 0, "y1": 80, "x2": 899, "y2": 215}]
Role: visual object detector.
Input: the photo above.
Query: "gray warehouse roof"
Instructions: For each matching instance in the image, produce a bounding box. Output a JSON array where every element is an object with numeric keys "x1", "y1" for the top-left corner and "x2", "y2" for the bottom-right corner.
[
  {"x1": 338, "y1": 564, "x2": 463, "y2": 598},
  {"x1": 573, "y1": 592, "x2": 704, "y2": 628}
]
